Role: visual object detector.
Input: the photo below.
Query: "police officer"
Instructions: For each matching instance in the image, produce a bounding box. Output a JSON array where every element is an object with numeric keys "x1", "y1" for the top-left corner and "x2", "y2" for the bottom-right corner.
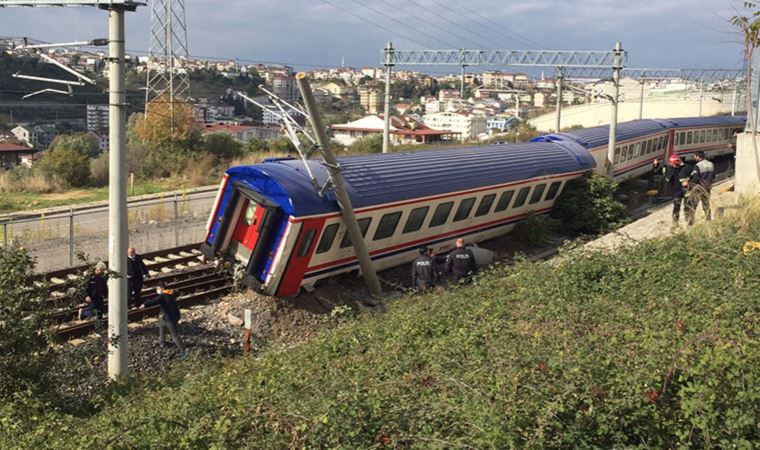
[
  {"x1": 653, "y1": 155, "x2": 689, "y2": 224},
  {"x1": 411, "y1": 246, "x2": 436, "y2": 291},
  {"x1": 685, "y1": 151, "x2": 714, "y2": 225},
  {"x1": 444, "y1": 238, "x2": 477, "y2": 284}
]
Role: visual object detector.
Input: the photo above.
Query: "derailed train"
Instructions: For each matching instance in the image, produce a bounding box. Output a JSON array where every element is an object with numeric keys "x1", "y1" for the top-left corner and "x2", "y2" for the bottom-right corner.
[{"x1": 200, "y1": 115, "x2": 745, "y2": 296}]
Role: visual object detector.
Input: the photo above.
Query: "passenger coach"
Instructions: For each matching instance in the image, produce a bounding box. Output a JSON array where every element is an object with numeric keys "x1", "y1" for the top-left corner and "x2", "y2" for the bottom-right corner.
[
  {"x1": 202, "y1": 141, "x2": 595, "y2": 296},
  {"x1": 533, "y1": 116, "x2": 745, "y2": 182}
]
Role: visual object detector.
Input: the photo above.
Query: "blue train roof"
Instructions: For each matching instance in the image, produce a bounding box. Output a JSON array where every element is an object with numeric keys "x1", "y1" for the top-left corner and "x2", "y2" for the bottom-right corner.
[
  {"x1": 532, "y1": 115, "x2": 746, "y2": 149},
  {"x1": 226, "y1": 140, "x2": 595, "y2": 217}
]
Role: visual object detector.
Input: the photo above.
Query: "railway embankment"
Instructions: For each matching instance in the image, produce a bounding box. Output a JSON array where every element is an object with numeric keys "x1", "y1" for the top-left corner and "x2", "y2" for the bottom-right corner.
[{"x1": 3, "y1": 189, "x2": 759, "y2": 448}]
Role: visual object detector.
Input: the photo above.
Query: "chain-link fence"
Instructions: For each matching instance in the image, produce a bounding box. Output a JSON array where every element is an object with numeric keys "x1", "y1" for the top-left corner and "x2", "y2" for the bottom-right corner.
[{"x1": 0, "y1": 189, "x2": 217, "y2": 273}]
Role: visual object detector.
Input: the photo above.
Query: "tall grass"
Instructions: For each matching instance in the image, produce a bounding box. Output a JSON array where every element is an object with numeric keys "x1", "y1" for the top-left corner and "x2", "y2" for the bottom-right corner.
[{"x1": 0, "y1": 170, "x2": 59, "y2": 194}]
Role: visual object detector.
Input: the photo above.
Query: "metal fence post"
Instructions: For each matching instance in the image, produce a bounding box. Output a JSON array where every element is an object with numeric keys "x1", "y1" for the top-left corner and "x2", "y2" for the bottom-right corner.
[
  {"x1": 69, "y1": 208, "x2": 74, "y2": 267},
  {"x1": 2, "y1": 222, "x2": 7, "y2": 247},
  {"x1": 173, "y1": 193, "x2": 179, "y2": 247}
]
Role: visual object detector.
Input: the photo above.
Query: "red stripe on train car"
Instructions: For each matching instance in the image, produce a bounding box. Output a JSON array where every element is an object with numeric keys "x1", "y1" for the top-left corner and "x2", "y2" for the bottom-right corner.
[{"x1": 276, "y1": 218, "x2": 326, "y2": 297}]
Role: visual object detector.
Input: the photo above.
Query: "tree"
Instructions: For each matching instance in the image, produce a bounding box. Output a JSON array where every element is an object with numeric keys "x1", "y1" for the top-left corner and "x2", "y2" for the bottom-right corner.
[
  {"x1": 0, "y1": 245, "x2": 54, "y2": 402},
  {"x1": 37, "y1": 146, "x2": 91, "y2": 188},
  {"x1": 132, "y1": 94, "x2": 200, "y2": 152},
  {"x1": 731, "y1": 2, "x2": 760, "y2": 176},
  {"x1": 48, "y1": 132, "x2": 101, "y2": 158},
  {"x1": 204, "y1": 132, "x2": 243, "y2": 160}
]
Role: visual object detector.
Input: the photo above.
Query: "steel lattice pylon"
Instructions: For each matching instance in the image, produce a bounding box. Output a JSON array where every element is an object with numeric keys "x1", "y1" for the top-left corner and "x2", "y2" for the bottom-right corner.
[{"x1": 145, "y1": 0, "x2": 190, "y2": 112}]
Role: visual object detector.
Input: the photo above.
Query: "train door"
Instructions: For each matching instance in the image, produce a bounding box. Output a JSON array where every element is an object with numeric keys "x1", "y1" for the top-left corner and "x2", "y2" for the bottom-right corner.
[{"x1": 230, "y1": 198, "x2": 267, "y2": 262}]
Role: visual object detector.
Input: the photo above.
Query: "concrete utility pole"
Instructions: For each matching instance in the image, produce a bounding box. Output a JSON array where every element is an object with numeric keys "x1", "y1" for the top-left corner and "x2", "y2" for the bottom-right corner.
[
  {"x1": 638, "y1": 80, "x2": 645, "y2": 120},
  {"x1": 606, "y1": 41, "x2": 623, "y2": 178},
  {"x1": 382, "y1": 42, "x2": 393, "y2": 154},
  {"x1": 698, "y1": 81, "x2": 704, "y2": 117},
  {"x1": 461, "y1": 64, "x2": 467, "y2": 99},
  {"x1": 296, "y1": 73, "x2": 383, "y2": 300},
  {"x1": 732, "y1": 87, "x2": 738, "y2": 116},
  {"x1": 107, "y1": 4, "x2": 129, "y2": 380},
  {"x1": 555, "y1": 68, "x2": 564, "y2": 132},
  {"x1": 0, "y1": 0, "x2": 142, "y2": 383}
]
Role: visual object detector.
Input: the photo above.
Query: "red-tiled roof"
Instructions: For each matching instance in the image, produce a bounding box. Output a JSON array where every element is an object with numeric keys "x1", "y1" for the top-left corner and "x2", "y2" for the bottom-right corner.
[
  {"x1": 201, "y1": 124, "x2": 254, "y2": 134},
  {"x1": 0, "y1": 143, "x2": 34, "y2": 153}
]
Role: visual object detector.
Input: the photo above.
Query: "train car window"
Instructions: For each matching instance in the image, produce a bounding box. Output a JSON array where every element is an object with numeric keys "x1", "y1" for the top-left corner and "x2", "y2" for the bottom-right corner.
[
  {"x1": 512, "y1": 187, "x2": 531, "y2": 208},
  {"x1": 494, "y1": 190, "x2": 514, "y2": 212},
  {"x1": 724, "y1": 128, "x2": 730, "y2": 139},
  {"x1": 429, "y1": 202, "x2": 454, "y2": 227},
  {"x1": 687, "y1": 132, "x2": 693, "y2": 144},
  {"x1": 634, "y1": 143, "x2": 641, "y2": 158},
  {"x1": 545, "y1": 181, "x2": 562, "y2": 201},
  {"x1": 475, "y1": 193, "x2": 496, "y2": 217},
  {"x1": 678, "y1": 132, "x2": 685, "y2": 146},
  {"x1": 296, "y1": 229, "x2": 317, "y2": 257},
  {"x1": 453, "y1": 197, "x2": 476, "y2": 221},
  {"x1": 529, "y1": 184, "x2": 547, "y2": 204},
  {"x1": 403, "y1": 206, "x2": 429, "y2": 234},
  {"x1": 624, "y1": 146, "x2": 631, "y2": 161},
  {"x1": 373, "y1": 211, "x2": 403, "y2": 240},
  {"x1": 614, "y1": 147, "x2": 621, "y2": 164},
  {"x1": 646, "y1": 140, "x2": 653, "y2": 154},
  {"x1": 659, "y1": 136, "x2": 665, "y2": 151},
  {"x1": 700, "y1": 130, "x2": 706, "y2": 143},
  {"x1": 340, "y1": 217, "x2": 372, "y2": 248},
  {"x1": 316, "y1": 223, "x2": 339, "y2": 254},
  {"x1": 712, "y1": 129, "x2": 718, "y2": 141},
  {"x1": 243, "y1": 203, "x2": 257, "y2": 226}
]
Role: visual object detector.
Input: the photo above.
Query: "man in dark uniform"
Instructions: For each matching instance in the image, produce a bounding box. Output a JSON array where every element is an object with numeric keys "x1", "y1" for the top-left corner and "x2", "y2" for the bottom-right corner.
[
  {"x1": 411, "y1": 247, "x2": 437, "y2": 291},
  {"x1": 685, "y1": 150, "x2": 715, "y2": 225},
  {"x1": 127, "y1": 246, "x2": 149, "y2": 308},
  {"x1": 653, "y1": 155, "x2": 689, "y2": 224},
  {"x1": 444, "y1": 238, "x2": 477, "y2": 284}
]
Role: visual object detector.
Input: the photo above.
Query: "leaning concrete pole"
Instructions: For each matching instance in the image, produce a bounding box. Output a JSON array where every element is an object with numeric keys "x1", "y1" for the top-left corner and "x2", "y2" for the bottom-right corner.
[
  {"x1": 382, "y1": 42, "x2": 393, "y2": 153},
  {"x1": 555, "y1": 68, "x2": 564, "y2": 133},
  {"x1": 296, "y1": 73, "x2": 383, "y2": 300},
  {"x1": 638, "y1": 80, "x2": 645, "y2": 120},
  {"x1": 107, "y1": 5, "x2": 129, "y2": 379},
  {"x1": 606, "y1": 41, "x2": 623, "y2": 178}
]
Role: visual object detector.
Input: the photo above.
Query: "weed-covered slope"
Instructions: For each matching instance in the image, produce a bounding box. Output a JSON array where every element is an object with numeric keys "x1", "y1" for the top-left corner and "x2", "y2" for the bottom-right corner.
[{"x1": 6, "y1": 203, "x2": 760, "y2": 449}]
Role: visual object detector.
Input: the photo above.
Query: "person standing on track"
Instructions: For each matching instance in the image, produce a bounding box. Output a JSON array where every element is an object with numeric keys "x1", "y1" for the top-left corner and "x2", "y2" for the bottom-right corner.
[
  {"x1": 685, "y1": 151, "x2": 715, "y2": 225},
  {"x1": 653, "y1": 155, "x2": 689, "y2": 225},
  {"x1": 444, "y1": 238, "x2": 478, "y2": 284},
  {"x1": 411, "y1": 246, "x2": 437, "y2": 291},
  {"x1": 127, "y1": 246, "x2": 149, "y2": 308},
  {"x1": 140, "y1": 282, "x2": 187, "y2": 356}
]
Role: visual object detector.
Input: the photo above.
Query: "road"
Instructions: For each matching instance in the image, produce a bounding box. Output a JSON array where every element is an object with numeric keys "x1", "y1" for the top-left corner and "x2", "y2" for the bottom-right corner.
[{"x1": 1, "y1": 187, "x2": 218, "y2": 272}]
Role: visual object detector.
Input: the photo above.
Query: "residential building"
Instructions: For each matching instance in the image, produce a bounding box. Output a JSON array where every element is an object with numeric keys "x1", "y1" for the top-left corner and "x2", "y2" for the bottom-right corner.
[
  {"x1": 312, "y1": 87, "x2": 332, "y2": 106},
  {"x1": 358, "y1": 86, "x2": 384, "y2": 114},
  {"x1": 272, "y1": 74, "x2": 297, "y2": 102},
  {"x1": 332, "y1": 115, "x2": 457, "y2": 146},
  {"x1": 319, "y1": 81, "x2": 353, "y2": 98},
  {"x1": 438, "y1": 89, "x2": 461, "y2": 102},
  {"x1": 0, "y1": 142, "x2": 38, "y2": 169},
  {"x1": 262, "y1": 106, "x2": 303, "y2": 127},
  {"x1": 423, "y1": 111, "x2": 487, "y2": 141},
  {"x1": 11, "y1": 124, "x2": 58, "y2": 149},
  {"x1": 534, "y1": 92, "x2": 546, "y2": 108},
  {"x1": 513, "y1": 73, "x2": 530, "y2": 89},
  {"x1": 86, "y1": 104, "x2": 109, "y2": 132},
  {"x1": 193, "y1": 102, "x2": 236, "y2": 123},
  {"x1": 487, "y1": 115, "x2": 520, "y2": 133},
  {"x1": 201, "y1": 123, "x2": 282, "y2": 143}
]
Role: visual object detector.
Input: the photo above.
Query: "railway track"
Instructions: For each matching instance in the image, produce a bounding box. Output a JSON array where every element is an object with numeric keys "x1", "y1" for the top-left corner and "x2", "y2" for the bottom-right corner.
[{"x1": 38, "y1": 243, "x2": 236, "y2": 341}]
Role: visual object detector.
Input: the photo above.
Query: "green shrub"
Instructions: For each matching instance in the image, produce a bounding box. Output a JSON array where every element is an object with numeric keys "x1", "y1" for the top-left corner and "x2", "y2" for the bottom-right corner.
[
  {"x1": 514, "y1": 211, "x2": 557, "y2": 246},
  {"x1": 37, "y1": 146, "x2": 91, "y2": 188},
  {"x1": 552, "y1": 172, "x2": 629, "y2": 235}
]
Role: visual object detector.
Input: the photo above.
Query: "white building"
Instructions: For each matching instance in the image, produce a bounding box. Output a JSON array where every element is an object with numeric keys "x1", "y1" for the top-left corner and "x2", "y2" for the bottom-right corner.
[
  {"x1": 332, "y1": 115, "x2": 457, "y2": 146},
  {"x1": 86, "y1": 104, "x2": 109, "y2": 132},
  {"x1": 11, "y1": 124, "x2": 58, "y2": 149},
  {"x1": 201, "y1": 123, "x2": 282, "y2": 143},
  {"x1": 423, "y1": 111, "x2": 487, "y2": 141}
]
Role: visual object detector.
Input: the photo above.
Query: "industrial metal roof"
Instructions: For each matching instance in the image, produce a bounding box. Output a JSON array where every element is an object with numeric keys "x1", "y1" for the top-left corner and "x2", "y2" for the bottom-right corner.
[{"x1": 226, "y1": 140, "x2": 595, "y2": 217}]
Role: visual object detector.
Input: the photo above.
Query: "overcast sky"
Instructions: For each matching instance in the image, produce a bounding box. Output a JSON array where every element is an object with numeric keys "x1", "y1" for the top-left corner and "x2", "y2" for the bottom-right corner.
[{"x1": 0, "y1": 0, "x2": 750, "y2": 72}]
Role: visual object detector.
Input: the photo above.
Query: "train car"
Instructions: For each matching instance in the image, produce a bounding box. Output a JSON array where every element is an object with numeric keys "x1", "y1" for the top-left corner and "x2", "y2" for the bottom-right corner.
[
  {"x1": 202, "y1": 141, "x2": 595, "y2": 296},
  {"x1": 532, "y1": 116, "x2": 745, "y2": 182}
]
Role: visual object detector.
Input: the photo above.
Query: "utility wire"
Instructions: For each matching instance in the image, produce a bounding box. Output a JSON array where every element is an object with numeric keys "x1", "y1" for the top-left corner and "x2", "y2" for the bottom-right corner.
[
  {"x1": 395, "y1": 0, "x2": 507, "y2": 49},
  {"x1": 342, "y1": 0, "x2": 457, "y2": 48},
  {"x1": 452, "y1": 2, "x2": 549, "y2": 49},
  {"x1": 317, "y1": 0, "x2": 431, "y2": 48}
]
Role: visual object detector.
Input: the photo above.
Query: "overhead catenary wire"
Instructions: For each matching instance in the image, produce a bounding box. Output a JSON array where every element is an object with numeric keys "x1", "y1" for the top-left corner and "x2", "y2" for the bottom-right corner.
[
  {"x1": 393, "y1": 0, "x2": 506, "y2": 50},
  {"x1": 451, "y1": 1, "x2": 549, "y2": 50},
  {"x1": 317, "y1": 0, "x2": 431, "y2": 48}
]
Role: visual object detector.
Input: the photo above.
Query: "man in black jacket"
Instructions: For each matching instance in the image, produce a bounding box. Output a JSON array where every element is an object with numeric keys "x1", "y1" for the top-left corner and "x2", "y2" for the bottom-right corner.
[
  {"x1": 653, "y1": 155, "x2": 689, "y2": 224},
  {"x1": 140, "y1": 282, "x2": 186, "y2": 355},
  {"x1": 411, "y1": 247, "x2": 437, "y2": 291},
  {"x1": 444, "y1": 238, "x2": 477, "y2": 284},
  {"x1": 127, "y1": 246, "x2": 149, "y2": 308}
]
